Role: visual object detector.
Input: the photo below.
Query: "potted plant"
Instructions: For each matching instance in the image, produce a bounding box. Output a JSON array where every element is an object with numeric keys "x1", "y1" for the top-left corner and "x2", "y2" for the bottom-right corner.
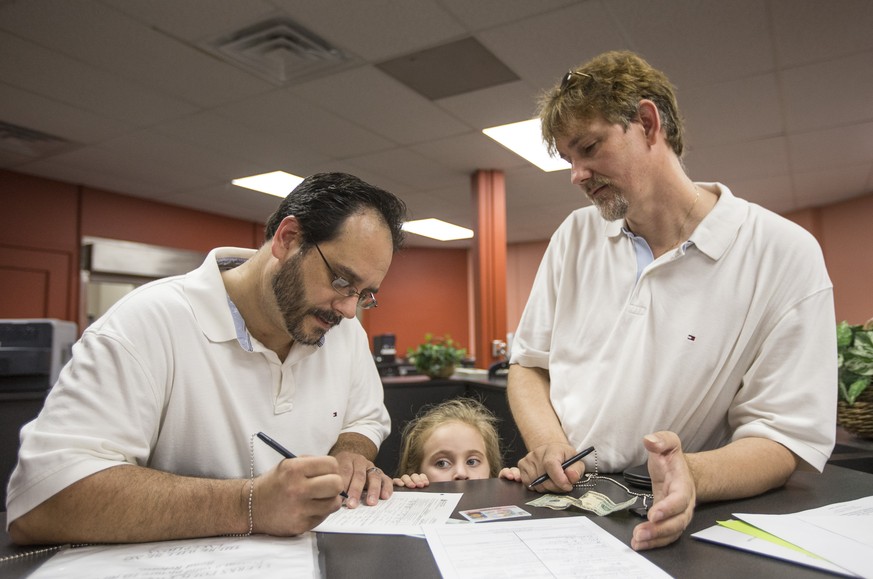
[
  {"x1": 837, "y1": 319, "x2": 873, "y2": 439},
  {"x1": 407, "y1": 333, "x2": 466, "y2": 379}
]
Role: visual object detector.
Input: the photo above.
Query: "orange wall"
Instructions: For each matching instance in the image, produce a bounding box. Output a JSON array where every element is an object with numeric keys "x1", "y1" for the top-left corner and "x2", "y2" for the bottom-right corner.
[
  {"x1": 785, "y1": 194, "x2": 873, "y2": 325},
  {"x1": 1, "y1": 171, "x2": 80, "y2": 321},
  {"x1": 3, "y1": 168, "x2": 872, "y2": 344},
  {"x1": 81, "y1": 187, "x2": 261, "y2": 251},
  {"x1": 506, "y1": 240, "x2": 549, "y2": 335},
  {"x1": 362, "y1": 247, "x2": 470, "y2": 358},
  {"x1": 0, "y1": 170, "x2": 262, "y2": 327}
]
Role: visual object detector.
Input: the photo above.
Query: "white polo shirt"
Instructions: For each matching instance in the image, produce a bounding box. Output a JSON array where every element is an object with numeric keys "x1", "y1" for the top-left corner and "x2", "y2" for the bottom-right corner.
[
  {"x1": 510, "y1": 184, "x2": 836, "y2": 472},
  {"x1": 6, "y1": 247, "x2": 390, "y2": 525}
]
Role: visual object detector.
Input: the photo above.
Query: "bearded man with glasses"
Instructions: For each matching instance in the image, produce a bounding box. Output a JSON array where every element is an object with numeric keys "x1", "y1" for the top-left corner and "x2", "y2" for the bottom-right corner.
[{"x1": 8, "y1": 172, "x2": 407, "y2": 546}]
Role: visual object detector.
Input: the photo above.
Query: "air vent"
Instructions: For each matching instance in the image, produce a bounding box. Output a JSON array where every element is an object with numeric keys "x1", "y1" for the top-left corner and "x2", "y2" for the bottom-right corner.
[
  {"x1": 203, "y1": 17, "x2": 355, "y2": 85},
  {"x1": 0, "y1": 121, "x2": 72, "y2": 158}
]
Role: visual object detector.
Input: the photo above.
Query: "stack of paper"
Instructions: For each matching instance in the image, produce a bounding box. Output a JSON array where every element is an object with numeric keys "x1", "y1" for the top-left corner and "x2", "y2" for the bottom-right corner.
[{"x1": 692, "y1": 495, "x2": 873, "y2": 577}]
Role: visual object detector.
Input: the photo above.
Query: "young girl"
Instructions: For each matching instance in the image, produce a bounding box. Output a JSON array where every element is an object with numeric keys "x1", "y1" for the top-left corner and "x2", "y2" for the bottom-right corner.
[{"x1": 393, "y1": 398, "x2": 522, "y2": 488}]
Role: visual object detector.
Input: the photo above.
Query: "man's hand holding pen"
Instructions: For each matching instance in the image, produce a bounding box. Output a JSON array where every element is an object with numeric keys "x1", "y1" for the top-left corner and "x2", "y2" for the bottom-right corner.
[
  {"x1": 254, "y1": 455, "x2": 345, "y2": 536},
  {"x1": 520, "y1": 442, "x2": 588, "y2": 493}
]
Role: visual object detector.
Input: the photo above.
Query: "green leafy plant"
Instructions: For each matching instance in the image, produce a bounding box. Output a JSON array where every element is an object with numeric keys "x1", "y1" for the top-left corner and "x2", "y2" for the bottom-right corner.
[
  {"x1": 407, "y1": 333, "x2": 466, "y2": 379},
  {"x1": 837, "y1": 319, "x2": 873, "y2": 406}
]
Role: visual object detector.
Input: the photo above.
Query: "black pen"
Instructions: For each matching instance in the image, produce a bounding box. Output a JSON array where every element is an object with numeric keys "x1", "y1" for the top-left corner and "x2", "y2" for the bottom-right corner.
[
  {"x1": 257, "y1": 431, "x2": 349, "y2": 499},
  {"x1": 527, "y1": 445, "x2": 595, "y2": 489}
]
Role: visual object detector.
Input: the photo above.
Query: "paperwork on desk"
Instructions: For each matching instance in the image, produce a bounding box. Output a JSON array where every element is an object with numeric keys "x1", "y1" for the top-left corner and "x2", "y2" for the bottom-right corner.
[
  {"x1": 425, "y1": 516, "x2": 670, "y2": 578},
  {"x1": 692, "y1": 495, "x2": 873, "y2": 578},
  {"x1": 314, "y1": 491, "x2": 462, "y2": 535},
  {"x1": 27, "y1": 534, "x2": 319, "y2": 579}
]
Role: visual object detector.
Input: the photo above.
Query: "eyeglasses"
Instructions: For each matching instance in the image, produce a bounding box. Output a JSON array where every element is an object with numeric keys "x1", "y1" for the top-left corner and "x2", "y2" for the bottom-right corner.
[
  {"x1": 313, "y1": 243, "x2": 378, "y2": 309},
  {"x1": 559, "y1": 70, "x2": 591, "y2": 93}
]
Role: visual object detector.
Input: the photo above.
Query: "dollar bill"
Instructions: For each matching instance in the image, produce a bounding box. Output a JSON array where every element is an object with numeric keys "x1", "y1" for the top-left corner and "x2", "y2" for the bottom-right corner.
[
  {"x1": 527, "y1": 491, "x2": 638, "y2": 516},
  {"x1": 525, "y1": 494, "x2": 575, "y2": 510}
]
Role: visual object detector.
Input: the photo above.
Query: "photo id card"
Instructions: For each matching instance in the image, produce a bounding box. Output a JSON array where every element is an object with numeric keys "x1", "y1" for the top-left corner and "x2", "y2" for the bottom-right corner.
[{"x1": 459, "y1": 505, "x2": 532, "y2": 522}]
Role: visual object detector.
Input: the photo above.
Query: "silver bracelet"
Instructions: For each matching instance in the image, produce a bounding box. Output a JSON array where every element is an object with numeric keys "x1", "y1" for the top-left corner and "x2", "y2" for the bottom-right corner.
[{"x1": 227, "y1": 433, "x2": 255, "y2": 537}]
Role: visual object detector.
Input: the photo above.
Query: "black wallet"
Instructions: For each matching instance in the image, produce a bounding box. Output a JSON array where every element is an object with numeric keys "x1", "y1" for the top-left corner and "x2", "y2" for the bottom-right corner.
[{"x1": 622, "y1": 463, "x2": 652, "y2": 490}]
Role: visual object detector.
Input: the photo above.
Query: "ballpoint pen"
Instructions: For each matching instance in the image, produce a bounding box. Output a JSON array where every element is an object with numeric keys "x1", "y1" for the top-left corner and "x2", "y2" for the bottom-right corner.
[
  {"x1": 257, "y1": 431, "x2": 349, "y2": 499},
  {"x1": 527, "y1": 445, "x2": 595, "y2": 489}
]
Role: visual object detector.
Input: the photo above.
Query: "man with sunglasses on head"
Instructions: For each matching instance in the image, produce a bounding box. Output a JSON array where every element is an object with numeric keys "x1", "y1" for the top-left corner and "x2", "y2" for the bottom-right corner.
[
  {"x1": 7, "y1": 172, "x2": 407, "y2": 545},
  {"x1": 508, "y1": 51, "x2": 836, "y2": 550}
]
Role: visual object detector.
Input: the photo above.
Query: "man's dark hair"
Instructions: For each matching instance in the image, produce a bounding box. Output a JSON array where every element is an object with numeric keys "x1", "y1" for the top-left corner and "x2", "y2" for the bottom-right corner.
[{"x1": 264, "y1": 172, "x2": 407, "y2": 251}]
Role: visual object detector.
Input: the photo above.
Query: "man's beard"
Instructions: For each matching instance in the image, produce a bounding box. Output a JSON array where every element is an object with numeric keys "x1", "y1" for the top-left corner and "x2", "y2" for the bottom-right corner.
[
  {"x1": 587, "y1": 179, "x2": 629, "y2": 221},
  {"x1": 272, "y1": 250, "x2": 343, "y2": 346}
]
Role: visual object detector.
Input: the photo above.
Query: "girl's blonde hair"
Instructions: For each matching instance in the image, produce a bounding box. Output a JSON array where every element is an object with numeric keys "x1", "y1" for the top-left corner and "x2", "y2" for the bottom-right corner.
[{"x1": 397, "y1": 397, "x2": 504, "y2": 478}]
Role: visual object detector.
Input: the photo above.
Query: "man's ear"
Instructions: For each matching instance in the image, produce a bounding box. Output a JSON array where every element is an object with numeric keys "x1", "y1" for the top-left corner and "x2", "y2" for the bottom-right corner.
[
  {"x1": 271, "y1": 216, "x2": 302, "y2": 259},
  {"x1": 637, "y1": 99, "x2": 662, "y2": 145}
]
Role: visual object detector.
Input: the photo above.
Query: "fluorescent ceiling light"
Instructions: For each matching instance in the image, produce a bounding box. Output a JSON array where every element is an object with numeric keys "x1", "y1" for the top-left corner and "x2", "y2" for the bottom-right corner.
[
  {"x1": 483, "y1": 118, "x2": 570, "y2": 172},
  {"x1": 402, "y1": 218, "x2": 474, "y2": 241},
  {"x1": 231, "y1": 171, "x2": 304, "y2": 197}
]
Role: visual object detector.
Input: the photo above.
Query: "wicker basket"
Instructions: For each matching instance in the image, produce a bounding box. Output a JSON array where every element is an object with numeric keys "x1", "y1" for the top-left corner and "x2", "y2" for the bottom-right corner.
[{"x1": 837, "y1": 385, "x2": 873, "y2": 439}]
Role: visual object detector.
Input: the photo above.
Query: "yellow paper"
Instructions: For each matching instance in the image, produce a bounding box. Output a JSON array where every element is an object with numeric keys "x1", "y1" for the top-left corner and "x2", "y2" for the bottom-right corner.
[{"x1": 716, "y1": 519, "x2": 826, "y2": 560}]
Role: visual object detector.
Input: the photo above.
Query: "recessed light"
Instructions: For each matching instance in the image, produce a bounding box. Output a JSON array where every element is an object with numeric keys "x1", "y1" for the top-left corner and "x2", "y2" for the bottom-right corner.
[
  {"x1": 483, "y1": 119, "x2": 570, "y2": 172},
  {"x1": 231, "y1": 171, "x2": 304, "y2": 197},
  {"x1": 402, "y1": 218, "x2": 474, "y2": 241}
]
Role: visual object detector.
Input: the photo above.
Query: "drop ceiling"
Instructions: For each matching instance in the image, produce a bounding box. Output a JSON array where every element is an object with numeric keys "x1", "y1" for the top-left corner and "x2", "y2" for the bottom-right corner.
[{"x1": 1, "y1": 0, "x2": 872, "y2": 248}]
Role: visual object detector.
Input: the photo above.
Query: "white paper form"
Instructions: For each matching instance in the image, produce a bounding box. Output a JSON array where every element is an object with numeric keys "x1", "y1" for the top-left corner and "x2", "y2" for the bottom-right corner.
[
  {"x1": 424, "y1": 516, "x2": 670, "y2": 579},
  {"x1": 313, "y1": 491, "x2": 462, "y2": 535},
  {"x1": 736, "y1": 495, "x2": 873, "y2": 578},
  {"x1": 692, "y1": 524, "x2": 855, "y2": 576},
  {"x1": 27, "y1": 534, "x2": 319, "y2": 579}
]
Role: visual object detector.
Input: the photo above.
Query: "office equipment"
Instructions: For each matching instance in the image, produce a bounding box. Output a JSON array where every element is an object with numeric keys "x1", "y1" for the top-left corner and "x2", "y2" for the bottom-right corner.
[
  {"x1": 0, "y1": 319, "x2": 76, "y2": 391},
  {"x1": 373, "y1": 333, "x2": 396, "y2": 364}
]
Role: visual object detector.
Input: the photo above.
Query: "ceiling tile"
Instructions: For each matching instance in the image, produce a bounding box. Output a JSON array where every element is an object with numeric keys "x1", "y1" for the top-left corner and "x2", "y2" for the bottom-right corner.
[
  {"x1": 0, "y1": 82, "x2": 131, "y2": 144},
  {"x1": 728, "y1": 174, "x2": 796, "y2": 213},
  {"x1": 100, "y1": 0, "x2": 277, "y2": 42},
  {"x1": 788, "y1": 122, "x2": 873, "y2": 172},
  {"x1": 438, "y1": 0, "x2": 582, "y2": 30},
  {"x1": 411, "y1": 133, "x2": 529, "y2": 173},
  {"x1": 793, "y1": 164, "x2": 873, "y2": 208},
  {"x1": 0, "y1": 32, "x2": 199, "y2": 127},
  {"x1": 151, "y1": 112, "x2": 329, "y2": 171},
  {"x1": 269, "y1": 0, "x2": 465, "y2": 61},
  {"x1": 436, "y1": 81, "x2": 541, "y2": 129},
  {"x1": 604, "y1": 0, "x2": 774, "y2": 88},
  {"x1": 478, "y1": 2, "x2": 624, "y2": 91},
  {"x1": 345, "y1": 147, "x2": 464, "y2": 191},
  {"x1": 212, "y1": 89, "x2": 395, "y2": 158},
  {"x1": 290, "y1": 66, "x2": 469, "y2": 145},
  {"x1": 686, "y1": 137, "x2": 791, "y2": 183},
  {"x1": 770, "y1": 0, "x2": 873, "y2": 67},
  {"x1": 681, "y1": 73, "x2": 783, "y2": 147},
  {"x1": 782, "y1": 51, "x2": 873, "y2": 133}
]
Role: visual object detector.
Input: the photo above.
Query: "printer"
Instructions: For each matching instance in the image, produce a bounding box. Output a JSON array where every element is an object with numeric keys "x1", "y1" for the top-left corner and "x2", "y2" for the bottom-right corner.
[{"x1": 0, "y1": 319, "x2": 77, "y2": 391}]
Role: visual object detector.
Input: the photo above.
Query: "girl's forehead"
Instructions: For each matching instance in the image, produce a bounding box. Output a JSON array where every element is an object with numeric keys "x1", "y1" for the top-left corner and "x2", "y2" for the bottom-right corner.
[{"x1": 424, "y1": 421, "x2": 485, "y2": 449}]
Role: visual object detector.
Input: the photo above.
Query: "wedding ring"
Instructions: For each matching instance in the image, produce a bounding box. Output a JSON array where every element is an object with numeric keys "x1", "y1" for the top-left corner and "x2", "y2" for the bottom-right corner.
[{"x1": 366, "y1": 467, "x2": 381, "y2": 474}]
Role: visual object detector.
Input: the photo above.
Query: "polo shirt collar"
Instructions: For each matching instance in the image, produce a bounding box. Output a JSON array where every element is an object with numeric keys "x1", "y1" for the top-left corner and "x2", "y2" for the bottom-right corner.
[
  {"x1": 602, "y1": 182, "x2": 747, "y2": 262},
  {"x1": 687, "y1": 182, "x2": 748, "y2": 261},
  {"x1": 184, "y1": 247, "x2": 256, "y2": 344},
  {"x1": 185, "y1": 247, "x2": 326, "y2": 352}
]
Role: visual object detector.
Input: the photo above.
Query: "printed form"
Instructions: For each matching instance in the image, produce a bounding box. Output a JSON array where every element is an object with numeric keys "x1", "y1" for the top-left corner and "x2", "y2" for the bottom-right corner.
[
  {"x1": 424, "y1": 516, "x2": 670, "y2": 578},
  {"x1": 314, "y1": 491, "x2": 462, "y2": 535}
]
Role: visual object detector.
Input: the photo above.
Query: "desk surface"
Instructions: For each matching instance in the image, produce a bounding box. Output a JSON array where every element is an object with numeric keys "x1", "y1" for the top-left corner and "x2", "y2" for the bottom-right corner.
[{"x1": 3, "y1": 464, "x2": 871, "y2": 578}]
